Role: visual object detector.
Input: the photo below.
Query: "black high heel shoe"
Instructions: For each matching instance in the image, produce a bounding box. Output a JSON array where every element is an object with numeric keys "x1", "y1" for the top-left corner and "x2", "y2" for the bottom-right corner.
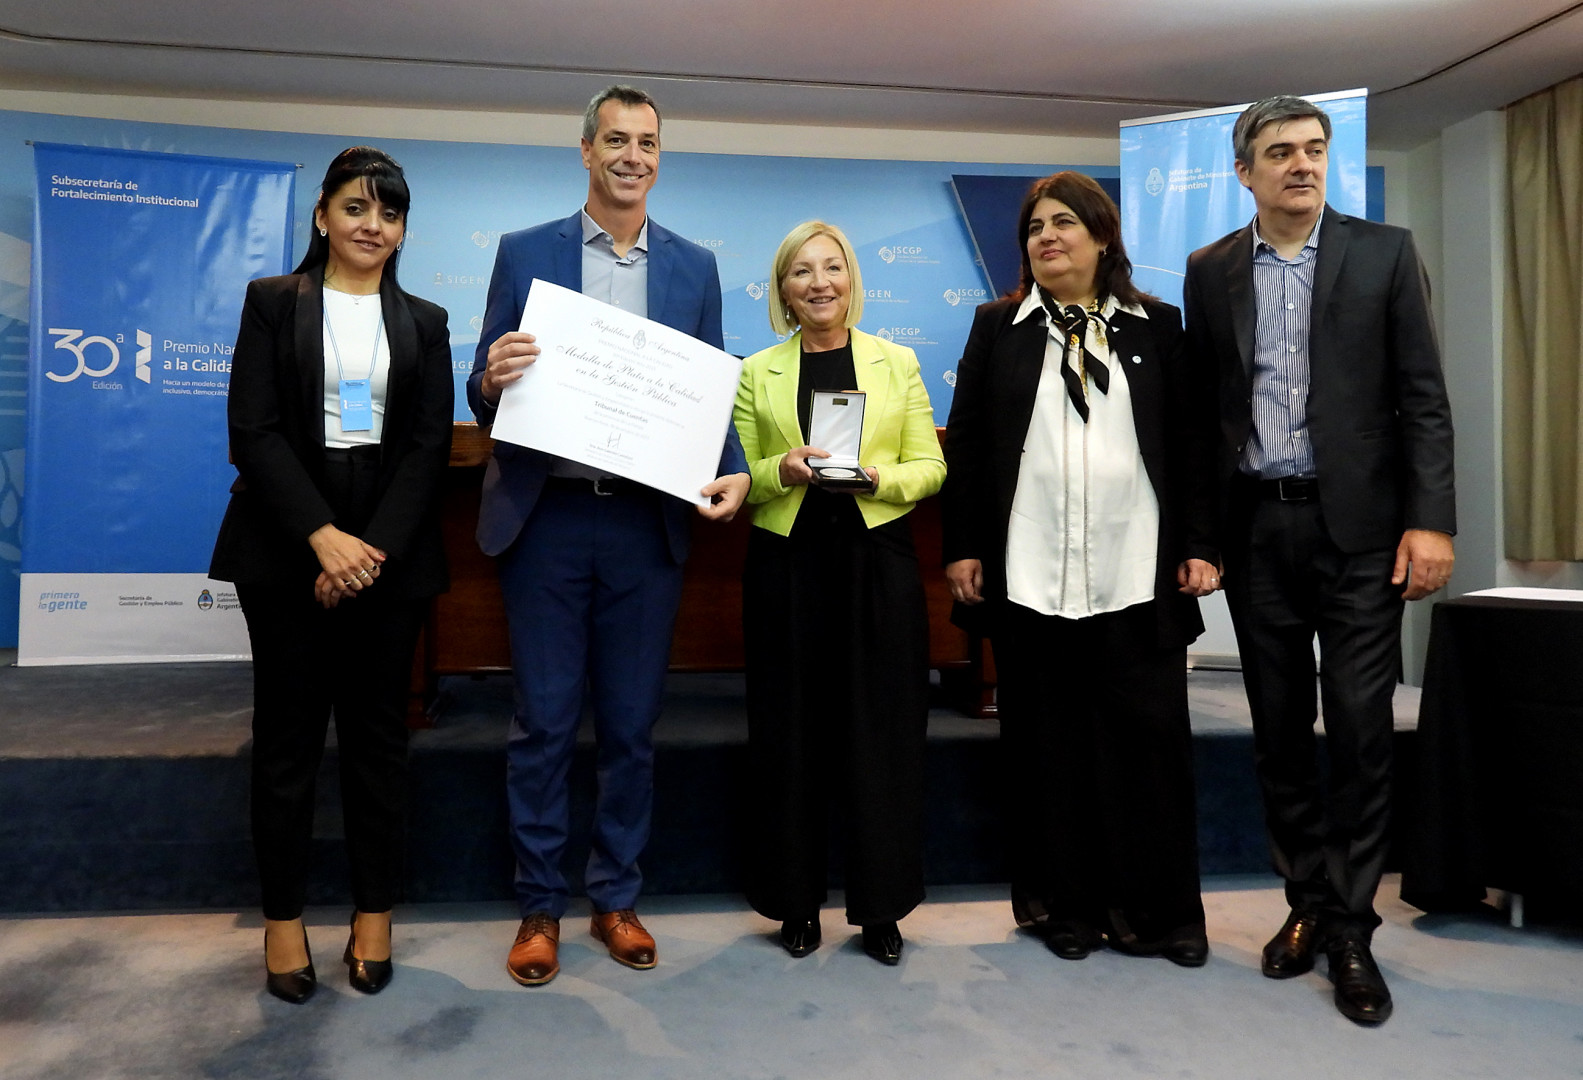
[
  {"x1": 344, "y1": 912, "x2": 393, "y2": 995},
  {"x1": 779, "y1": 917, "x2": 821, "y2": 958},
  {"x1": 861, "y1": 922, "x2": 903, "y2": 966},
  {"x1": 265, "y1": 925, "x2": 316, "y2": 1004}
]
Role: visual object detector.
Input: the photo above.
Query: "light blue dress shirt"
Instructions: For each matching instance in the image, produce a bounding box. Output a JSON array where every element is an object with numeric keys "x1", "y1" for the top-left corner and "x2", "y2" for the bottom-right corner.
[{"x1": 1243, "y1": 213, "x2": 1321, "y2": 479}]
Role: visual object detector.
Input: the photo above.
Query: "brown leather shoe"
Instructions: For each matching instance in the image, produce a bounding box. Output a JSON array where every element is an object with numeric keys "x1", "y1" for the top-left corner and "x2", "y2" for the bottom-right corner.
[
  {"x1": 590, "y1": 909, "x2": 657, "y2": 969},
  {"x1": 507, "y1": 912, "x2": 560, "y2": 986},
  {"x1": 1261, "y1": 909, "x2": 1319, "y2": 979}
]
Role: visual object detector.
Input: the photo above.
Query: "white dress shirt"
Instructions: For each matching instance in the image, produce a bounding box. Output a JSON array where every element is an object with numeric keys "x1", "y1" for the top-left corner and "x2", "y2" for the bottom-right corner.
[{"x1": 1004, "y1": 290, "x2": 1159, "y2": 619}]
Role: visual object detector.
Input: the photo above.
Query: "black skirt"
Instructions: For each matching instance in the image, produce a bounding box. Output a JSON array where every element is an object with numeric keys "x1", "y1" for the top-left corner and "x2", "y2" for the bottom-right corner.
[{"x1": 741, "y1": 496, "x2": 930, "y2": 925}]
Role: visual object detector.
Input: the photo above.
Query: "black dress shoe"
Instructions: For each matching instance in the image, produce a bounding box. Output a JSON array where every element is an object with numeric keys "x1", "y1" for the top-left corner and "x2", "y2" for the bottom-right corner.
[
  {"x1": 1159, "y1": 924, "x2": 1210, "y2": 968},
  {"x1": 1261, "y1": 909, "x2": 1319, "y2": 979},
  {"x1": 861, "y1": 922, "x2": 903, "y2": 966},
  {"x1": 344, "y1": 914, "x2": 393, "y2": 995},
  {"x1": 264, "y1": 930, "x2": 316, "y2": 1005},
  {"x1": 1045, "y1": 920, "x2": 1104, "y2": 961},
  {"x1": 1327, "y1": 937, "x2": 1393, "y2": 1025},
  {"x1": 779, "y1": 918, "x2": 821, "y2": 958}
]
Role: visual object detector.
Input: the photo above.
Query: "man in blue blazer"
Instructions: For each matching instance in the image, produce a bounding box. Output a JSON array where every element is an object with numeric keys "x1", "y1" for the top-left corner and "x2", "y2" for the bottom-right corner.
[
  {"x1": 467, "y1": 85, "x2": 749, "y2": 987},
  {"x1": 1184, "y1": 96, "x2": 1455, "y2": 1026}
]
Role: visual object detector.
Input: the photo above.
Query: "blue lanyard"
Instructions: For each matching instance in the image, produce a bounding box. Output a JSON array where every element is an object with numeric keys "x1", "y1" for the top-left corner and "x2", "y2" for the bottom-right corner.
[{"x1": 324, "y1": 300, "x2": 384, "y2": 386}]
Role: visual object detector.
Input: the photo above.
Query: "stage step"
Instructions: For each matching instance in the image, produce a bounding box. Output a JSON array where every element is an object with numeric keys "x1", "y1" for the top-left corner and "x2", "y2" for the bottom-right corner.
[{"x1": 0, "y1": 661, "x2": 1422, "y2": 913}]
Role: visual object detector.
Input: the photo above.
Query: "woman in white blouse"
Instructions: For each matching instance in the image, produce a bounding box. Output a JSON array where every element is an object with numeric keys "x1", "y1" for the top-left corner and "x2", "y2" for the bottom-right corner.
[
  {"x1": 941, "y1": 171, "x2": 1220, "y2": 966},
  {"x1": 210, "y1": 148, "x2": 453, "y2": 1003}
]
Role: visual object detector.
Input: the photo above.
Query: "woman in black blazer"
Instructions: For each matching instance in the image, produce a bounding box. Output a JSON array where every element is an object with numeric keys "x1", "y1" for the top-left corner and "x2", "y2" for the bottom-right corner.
[
  {"x1": 210, "y1": 147, "x2": 453, "y2": 1003},
  {"x1": 941, "y1": 172, "x2": 1219, "y2": 967}
]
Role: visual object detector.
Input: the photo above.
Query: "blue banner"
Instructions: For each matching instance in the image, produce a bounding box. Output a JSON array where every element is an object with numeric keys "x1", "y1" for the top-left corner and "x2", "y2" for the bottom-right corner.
[
  {"x1": 20, "y1": 144, "x2": 293, "y2": 662},
  {"x1": 1119, "y1": 90, "x2": 1368, "y2": 310},
  {"x1": 0, "y1": 106, "x2": 1115, "y2": 649}
]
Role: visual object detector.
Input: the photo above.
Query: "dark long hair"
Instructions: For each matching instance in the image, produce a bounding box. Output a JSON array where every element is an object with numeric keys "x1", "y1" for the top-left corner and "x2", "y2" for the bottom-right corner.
[
  {"x1": 1012, "y1": 171, "x2": 1150, "y2": 307},
  {"x1": 292, "y1": 146, "x2": 411, "y2": 285}
]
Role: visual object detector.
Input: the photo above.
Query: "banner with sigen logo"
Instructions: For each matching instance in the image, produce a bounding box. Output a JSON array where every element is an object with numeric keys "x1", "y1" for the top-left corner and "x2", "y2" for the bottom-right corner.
[{"x1": 19, "y1": 144, "x2": 294, "y2": 664}]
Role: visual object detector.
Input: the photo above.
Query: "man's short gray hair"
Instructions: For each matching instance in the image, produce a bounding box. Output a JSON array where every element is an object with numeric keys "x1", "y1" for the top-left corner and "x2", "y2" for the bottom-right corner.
[
  {"x1": 582, "y1": 85, "x2": 662, "y2": 142},
  {"x1": 1232, "y1": 96, "x2": 1332, "y2": 165}
]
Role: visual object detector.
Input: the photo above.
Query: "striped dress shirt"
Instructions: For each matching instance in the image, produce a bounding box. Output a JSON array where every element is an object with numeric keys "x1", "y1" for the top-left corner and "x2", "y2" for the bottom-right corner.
[{"x1": 1242, "y1": 214, "x2": 1321, "y2": 479}]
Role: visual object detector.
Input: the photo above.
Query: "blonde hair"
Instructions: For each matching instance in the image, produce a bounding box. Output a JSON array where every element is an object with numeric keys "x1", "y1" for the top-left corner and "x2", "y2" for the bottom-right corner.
[{"x1": 767, "y1": 220, "x2": 865, "y2": 336}]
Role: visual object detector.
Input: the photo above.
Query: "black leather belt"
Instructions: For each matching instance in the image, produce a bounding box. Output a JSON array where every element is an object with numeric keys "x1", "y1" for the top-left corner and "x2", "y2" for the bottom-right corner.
[
  {"x1": 324, "y1": 445, "x2": 380, "y2": 463},
  {"x1": 543, "y1": 475, "x2": 645, "y2": 497},
  {"x1": 1249, "y1": 475, "x2": 1319, "y2": 502}
]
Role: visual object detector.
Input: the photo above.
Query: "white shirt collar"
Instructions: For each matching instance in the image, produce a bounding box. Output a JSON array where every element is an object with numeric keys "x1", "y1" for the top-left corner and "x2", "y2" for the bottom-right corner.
[{"x1": 1011, "y1": 288, "x2": 1147, "y2": 326}]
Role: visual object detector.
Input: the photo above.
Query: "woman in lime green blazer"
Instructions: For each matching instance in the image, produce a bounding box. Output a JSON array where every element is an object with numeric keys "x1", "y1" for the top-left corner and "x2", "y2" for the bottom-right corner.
[{"x1": 732, "y1": 221, "x2": 945, "y2": 967}]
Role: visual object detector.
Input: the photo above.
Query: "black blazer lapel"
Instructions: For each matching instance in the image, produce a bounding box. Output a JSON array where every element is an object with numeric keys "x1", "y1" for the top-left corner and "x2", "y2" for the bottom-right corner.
[
  {"x1": 1225, "y1": 225, "x2": 1257, "y2": 380},
  {"x1": 1311, "y1": 207, "x2": 1349, "y2": 328},
  {"x1": 378, "y1": 276, "x2": 420, "y2": 460},
  {"x1": 1001, "y1": 311, "x2": 1047, "y2": 451},
  {"x1": 293, "y1": 273, "x2": 327, "y2": 449},
  {"x1": 1109, "y1": 309, "x2": 1165, "y2": 484},
  {"x1": 994, "y1": 311, "x2": 1048, "y2": 517}
]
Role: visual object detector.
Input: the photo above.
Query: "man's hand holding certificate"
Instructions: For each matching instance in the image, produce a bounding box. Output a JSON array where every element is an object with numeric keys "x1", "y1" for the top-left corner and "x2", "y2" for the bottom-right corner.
[{"x1": 489, "y1": 279, "x2": 744, "y2": 506}]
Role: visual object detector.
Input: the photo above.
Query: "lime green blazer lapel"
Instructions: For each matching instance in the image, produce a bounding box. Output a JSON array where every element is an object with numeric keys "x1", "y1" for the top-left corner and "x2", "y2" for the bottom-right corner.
[
  {"x1": 764, "y1": 329, "x2": 890, "y2": 456},
  {"x1": 761, "y1": 335, "x2": 804, "y2": 453},
  {"x1": 850, "y1": 329, "x2": 891, "y2": 460}
]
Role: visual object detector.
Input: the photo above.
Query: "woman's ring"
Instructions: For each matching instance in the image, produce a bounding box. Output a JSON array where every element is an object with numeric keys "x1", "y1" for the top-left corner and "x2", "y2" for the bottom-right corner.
[
  {"x1": 357, "y1": 569, "x2": 372, "y2": 580},
  {"x1": 340, "y1": 579, "x2": 354, "y2": 588}
]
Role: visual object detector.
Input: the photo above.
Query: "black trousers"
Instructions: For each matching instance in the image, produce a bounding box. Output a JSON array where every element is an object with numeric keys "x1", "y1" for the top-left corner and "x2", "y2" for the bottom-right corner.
[
  {"x1": 741, "y1": 513, "x2": 929, "y2": 927},
  {"x1": 1223, "y1": 488, "x2": 1403, "y2": 940},
  {"x1": 992, "y1": 600, "x2": 1205, "y2": 942},
  {"x1": 238, "y1": 447, "x2": 426, "y2": 921}
]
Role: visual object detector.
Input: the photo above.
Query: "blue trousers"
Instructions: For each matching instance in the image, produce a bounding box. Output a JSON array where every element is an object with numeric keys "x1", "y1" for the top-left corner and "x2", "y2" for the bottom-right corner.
[{"x1": 497, "y1": 484, "x2": 685, "y2": 918}]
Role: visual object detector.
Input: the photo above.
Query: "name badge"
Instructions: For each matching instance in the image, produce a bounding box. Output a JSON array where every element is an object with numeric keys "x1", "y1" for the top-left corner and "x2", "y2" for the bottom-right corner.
[{"x1": 340, "y1": 378, "x2": 373, "y2": 431}]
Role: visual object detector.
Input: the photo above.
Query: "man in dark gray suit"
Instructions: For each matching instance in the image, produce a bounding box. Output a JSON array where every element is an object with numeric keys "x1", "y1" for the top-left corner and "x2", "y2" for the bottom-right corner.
[{"x1": 1183, "y1": 95, "x2": 1455, "y2": 1025}]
